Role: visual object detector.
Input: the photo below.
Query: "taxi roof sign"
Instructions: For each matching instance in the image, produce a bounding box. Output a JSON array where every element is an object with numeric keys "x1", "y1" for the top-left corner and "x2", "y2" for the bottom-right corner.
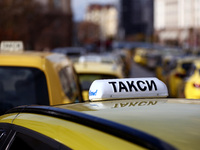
[
  {"x1": 89, "y1": 78, "x2": 168, "y2": 101},
  {"x1": 0, "y1": 41, "x2": 24, "y2": 52}
]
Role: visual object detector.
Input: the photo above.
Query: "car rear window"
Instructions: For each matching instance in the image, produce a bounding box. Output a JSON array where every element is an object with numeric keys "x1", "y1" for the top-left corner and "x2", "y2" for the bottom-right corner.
[
  {"x1": 182, "y1": 62, "x2": 192, "y2": 71},
  {"x1": 0, "y1": 67, "x2": 49, "y2": 114},
  {"x1": 79, "y1": 74, "x2": 118, "y2": 90}
]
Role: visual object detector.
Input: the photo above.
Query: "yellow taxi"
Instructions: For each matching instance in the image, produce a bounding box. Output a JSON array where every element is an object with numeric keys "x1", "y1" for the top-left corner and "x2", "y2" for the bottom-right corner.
[
  {"x1": 0, "y1": 77, "x2": 200, "y2": 149},
  {"x1": 167, "y1": 56, "x2": 196, "y2": 97},
  {"x1": 74, "y1": 55, "x2": 124, "y2": 100},
  {"x1": 184, "y1": 59, "x2": 200, "y2": 99},
  {"x1": 133, "y1": 48, "x2": 148, "y2": 66},
  {"x1": 0, "y1": 49, "x2": 82, "y2": 114}
]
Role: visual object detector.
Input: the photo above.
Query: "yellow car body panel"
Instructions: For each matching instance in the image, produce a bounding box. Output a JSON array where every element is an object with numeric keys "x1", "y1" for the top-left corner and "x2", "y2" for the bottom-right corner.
[
  {"x1": 0, "y1": 113, "x2": 16, "y2": 124},
  {"x1": 82, "y1": 90, "x2": 89, "y2": 101},
  {"x1": 185, "y1": 60, "x2": 200, "y2": 99},
  {"x1": 168, "y1": 57, "x2": 196, "y2": 97},
  {"x1": 0, "y1": 112, "x2": 145, "y2": 150},
  {"x1": 168, "y1": 68, "x2": 186, "y2": 97},
  {"x1": 1, "y1": 97, "x2": 200, "y2": 149},
  {"x1": 185, "y1": 77, "x2": 200, "y2": 99},
  {"x1": 133, "y1": 48, "x2": 147, "y2": 66},
  {"x1": 155, "y1": 66, "x2": 166, "y2": 82}
]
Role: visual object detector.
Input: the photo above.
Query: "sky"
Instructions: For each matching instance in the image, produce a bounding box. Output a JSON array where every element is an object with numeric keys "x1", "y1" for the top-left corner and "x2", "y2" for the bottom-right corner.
[{"x1": 71, "y1": 0, "x2": 119, "y2": 21}]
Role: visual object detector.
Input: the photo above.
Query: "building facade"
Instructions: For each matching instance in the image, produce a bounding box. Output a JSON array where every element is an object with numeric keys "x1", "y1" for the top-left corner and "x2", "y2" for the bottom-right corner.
[
  {"x1": 154, "y1": 0, "x2": 200, "y2": 49},
  {"x1": 85, "y1": 4, "x2": 118, "y2": 40},
  {"x1": 35, "y1": 0, "x2": 72, "y2": 14},
  {"x1": 118, "y1": 0, "x2": 154, "y2": 42},
  {"x1": 34, "y1": 0, "x2": 73, "y2": 50},
  {"x1": 0, "y1": 0, "x2": 73, "y2": 50}
]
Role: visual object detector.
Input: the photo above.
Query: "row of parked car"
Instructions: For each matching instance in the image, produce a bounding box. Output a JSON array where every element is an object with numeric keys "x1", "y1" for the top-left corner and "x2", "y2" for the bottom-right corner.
[
  {"x1": 0, "y1": 41, "x2": 133, "y2": 114},
  {"x1": 133, "y1": 44, "x2": 200, "y2": 99},
  {"x1": 53, "y1": 47, "x2": 133, "y2": 101},
  {"x1": 1, "y1": 41, "x2": 200, "y2": 149}
]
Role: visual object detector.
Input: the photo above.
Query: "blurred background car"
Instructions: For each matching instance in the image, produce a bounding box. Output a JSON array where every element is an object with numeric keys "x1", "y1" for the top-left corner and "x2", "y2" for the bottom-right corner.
[
  {"x1": 113, "y1": 48, "x2": 133, "y2": 77},
  {"x1": 74, "y1": 54, "x2": 124, "y2": 100},
  {"x1": 0, "y1": 49, "x2": 83, "y2": 115},
  {"x1": 133, "y1": 47, "x2": 148, "y2": 66},
  {"x1": 154, "y1": 47, "x2": 186, "y2": 83},
  {"x1": 184, "y1": 59, "x2": 200, "y2": 99},
  {"x1": 167, "y1": 56, "x2": 197, "y2": 97},
  {"x1": 52, "y1": 46, "x2": 87, "y2": 62}
]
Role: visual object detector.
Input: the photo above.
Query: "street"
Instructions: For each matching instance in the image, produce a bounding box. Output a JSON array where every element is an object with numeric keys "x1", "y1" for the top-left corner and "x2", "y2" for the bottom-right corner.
[{"x1": 129, "y1": 61, "x2": 156, "y2": 78}]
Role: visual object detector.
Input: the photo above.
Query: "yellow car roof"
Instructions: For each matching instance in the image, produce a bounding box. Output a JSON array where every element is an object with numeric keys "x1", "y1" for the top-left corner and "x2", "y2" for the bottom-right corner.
[
  {"x1": 0, "y1": 51, "x2": 71, "y2": 69},
  {"x1": 3, "y1": 98, "x2": 200, "y2": 150},
  {"x1": 56, "y1": 98, "x2": 200, "y2": 150},
  {"x1": 0, "y1": 51, "x2": 51, "y2": 57},
  {"x1": 74, "y1": 61, "x2": 123, "y2": 78}
]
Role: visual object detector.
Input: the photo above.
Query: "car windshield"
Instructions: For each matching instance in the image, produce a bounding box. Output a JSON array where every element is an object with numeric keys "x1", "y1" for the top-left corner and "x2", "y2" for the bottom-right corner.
[
  {"x1": 182, "y1": 62, "x2": 193, "y2": 71},
  {"x1": 0, "y1": 67, "x2": 49, "y2": 115},
  {"x1": 79, "y1": 74, "x2": 118, "y2": 90}
]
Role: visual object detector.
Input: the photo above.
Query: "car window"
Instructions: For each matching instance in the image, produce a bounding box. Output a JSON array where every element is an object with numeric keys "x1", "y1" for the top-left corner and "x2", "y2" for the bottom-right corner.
[
  {"x1": 0, "y1": 124, "x2": 71, "y2": 150},
  {"x1": 59, "y1": 66, "x2": 79, "y2": 101},
  {"x1": 0, "y1": 67, "x2": 49, "y2": 115},
  {"x1": 186, "y1": 64, "x2": 196, "y2": 77},
  {"x1": 0, "y1": 129, "x2": 6, "y2": 142},
  {"x1": 0, "y1": 126, "x2": 14, "y2": 149},
  {"x1": 66, "y1": 67, "x2": 79, "y2": 97},
  {"x1": 0, "y1": 130, "x2": 6, "y2": 149},
  {"x1": 9, "y1": 132, "x2": 57, "y2": 150},
  {"x1": 79, "y1": 74, "x2": 118, "y2": 90},
  {"x1": 0, "y1": 129, "x2": 4, "y2": 138}
]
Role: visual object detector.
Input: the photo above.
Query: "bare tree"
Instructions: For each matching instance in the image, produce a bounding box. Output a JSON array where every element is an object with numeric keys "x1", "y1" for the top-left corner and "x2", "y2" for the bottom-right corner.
[{"x1": 0, "y1": 0, "x2": 73, "y2": 50}]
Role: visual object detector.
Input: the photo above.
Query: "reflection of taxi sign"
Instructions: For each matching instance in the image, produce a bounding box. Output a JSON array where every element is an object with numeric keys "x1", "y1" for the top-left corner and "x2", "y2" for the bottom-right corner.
[
  {"x1": 89, "y1": 77, "x2": 168, "y2": 101},
  {"x1": 0, "y1": 41, "x2": 24, "y2": 52}
]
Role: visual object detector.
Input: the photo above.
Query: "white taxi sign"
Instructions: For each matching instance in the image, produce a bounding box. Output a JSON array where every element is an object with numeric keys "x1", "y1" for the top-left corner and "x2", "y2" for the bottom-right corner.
[
  {"x1": 0, "y1": 41, "x2": 24, "y2": 52},
  {"x1": 89, "y1": 78, "x2": 168, "y2": 101}
]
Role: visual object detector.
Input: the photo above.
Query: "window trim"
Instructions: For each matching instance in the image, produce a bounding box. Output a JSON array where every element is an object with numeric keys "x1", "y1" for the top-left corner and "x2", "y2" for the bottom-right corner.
[{"x1": 0, "y1": 123, "x2": 71, "y2": 150}]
